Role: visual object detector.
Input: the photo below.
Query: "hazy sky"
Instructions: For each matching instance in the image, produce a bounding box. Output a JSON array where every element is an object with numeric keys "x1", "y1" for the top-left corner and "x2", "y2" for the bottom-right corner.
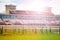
[{"x1": 0, "y1": 0, "x2": 60, "y2": 15}]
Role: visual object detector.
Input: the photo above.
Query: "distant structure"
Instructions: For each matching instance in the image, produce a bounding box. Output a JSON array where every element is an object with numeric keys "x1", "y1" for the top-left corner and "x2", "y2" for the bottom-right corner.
[
  {"x1": 10, "y1": 7, "x2": 54, "y2": 16},
  {"x1": 0, "y1": 5, "x2": 60, "y2": 35},
  {"x1": 5, "y1": 5, "x2": 16, "y2": 14},
  {"x1": 2, "y1": 5, "x2": 59, "y2": 25},
  {"x1": 42, "y1": 7, "x2": 52, "y2": 13}
]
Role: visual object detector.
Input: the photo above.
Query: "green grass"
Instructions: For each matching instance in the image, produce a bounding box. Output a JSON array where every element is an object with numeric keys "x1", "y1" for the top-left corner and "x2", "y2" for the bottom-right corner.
[
  {"x1": 39, "y1": 34, "x2": 60, "y2": 40},
  {"x1": 0, "y1": 33, "x2": 60, "y2": 40}
]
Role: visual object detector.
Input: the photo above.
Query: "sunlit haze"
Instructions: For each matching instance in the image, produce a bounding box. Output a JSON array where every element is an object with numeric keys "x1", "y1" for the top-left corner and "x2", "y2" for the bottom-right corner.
[{"x1": 0, "y1": 0, "x2": 60, "y2": 15}]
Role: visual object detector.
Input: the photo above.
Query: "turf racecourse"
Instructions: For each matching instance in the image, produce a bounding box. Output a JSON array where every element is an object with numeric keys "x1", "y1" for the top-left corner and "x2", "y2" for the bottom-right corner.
[{"x1": 0, "y1": 33, "x2": 60, "y2": 40}]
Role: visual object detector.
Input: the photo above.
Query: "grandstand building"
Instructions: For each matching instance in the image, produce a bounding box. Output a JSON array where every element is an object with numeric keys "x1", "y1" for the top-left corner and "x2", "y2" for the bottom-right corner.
[{"x1": 0, "y1": 5, "x2": 60, "y2": 35}]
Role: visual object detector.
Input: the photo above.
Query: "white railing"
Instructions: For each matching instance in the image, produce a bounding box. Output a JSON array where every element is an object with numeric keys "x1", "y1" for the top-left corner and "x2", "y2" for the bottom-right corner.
[{"x1": 0, "y1": 25, "x2": 60, "y2": 29}]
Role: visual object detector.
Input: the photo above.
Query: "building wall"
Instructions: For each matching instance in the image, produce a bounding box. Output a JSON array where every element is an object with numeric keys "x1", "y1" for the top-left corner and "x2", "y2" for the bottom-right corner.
[{"x1": 5, "y1": 5, "x2": 16, "y2": 14}]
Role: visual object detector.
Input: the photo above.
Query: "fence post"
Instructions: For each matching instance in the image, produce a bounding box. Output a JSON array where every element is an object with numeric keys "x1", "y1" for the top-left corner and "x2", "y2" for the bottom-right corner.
[
  {"x1": 59, "y1": 27, "x2": 60, "y2": 35},
  {"x1": 40, "y1": 27, "x2": 43, "y2": 34},
  {"x1": 46, "y1": 27, "x2": 48, "y2": 34},
  {"x1": 34, "y1": 29, "x2": 37, "y2": 34},
  {"x1": 49, "y1": 27, "x2": 51, "y2": 33}
]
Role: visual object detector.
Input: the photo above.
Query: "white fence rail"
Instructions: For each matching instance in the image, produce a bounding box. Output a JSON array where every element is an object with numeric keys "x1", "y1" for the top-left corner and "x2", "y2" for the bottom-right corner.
[{"x1": 0, "y1": 25, "x2": 60, "y2": 29}]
